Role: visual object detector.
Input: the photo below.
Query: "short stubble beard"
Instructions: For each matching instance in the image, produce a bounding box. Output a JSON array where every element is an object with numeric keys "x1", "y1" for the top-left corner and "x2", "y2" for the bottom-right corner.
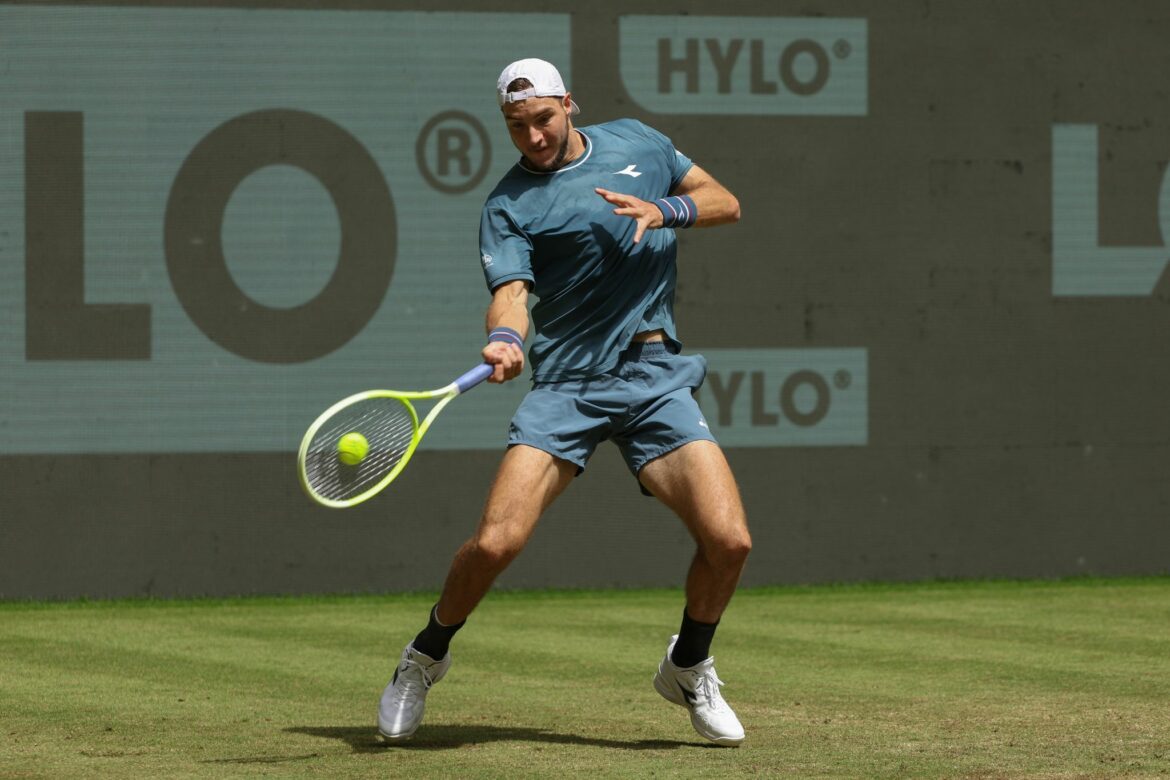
[{"x1": 529, "y1": 129, "x2": 571, "y2": 172}]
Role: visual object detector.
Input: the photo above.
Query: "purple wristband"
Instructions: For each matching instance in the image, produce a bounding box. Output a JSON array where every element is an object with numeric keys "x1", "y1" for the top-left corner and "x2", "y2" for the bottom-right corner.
[
  {"x1": 488, "y1": 327, "x2": 524, "y2": 349},
  {"x1": 654, "y1": 195, "x2": 698, "y2": 228}
]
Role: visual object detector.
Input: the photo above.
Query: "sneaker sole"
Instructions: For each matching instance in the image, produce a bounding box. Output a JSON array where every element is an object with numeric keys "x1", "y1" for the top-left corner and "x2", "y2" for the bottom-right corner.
[
  {"x1": 704, "y1": 732, "x2": 745, "y2": 746},
  {"x1": 376, "y1": 725, "x2": 418, "y2": 742}
]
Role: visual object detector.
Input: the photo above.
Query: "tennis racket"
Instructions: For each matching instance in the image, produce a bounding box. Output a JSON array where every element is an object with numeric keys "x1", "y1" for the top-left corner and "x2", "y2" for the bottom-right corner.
[{"x1": 297, "y1": 363, "x2": 494, "y2": 508}]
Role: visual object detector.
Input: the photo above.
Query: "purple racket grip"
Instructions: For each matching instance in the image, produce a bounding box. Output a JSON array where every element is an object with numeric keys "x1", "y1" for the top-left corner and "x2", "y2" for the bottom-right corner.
[{"x1": 454, "y1": 363, "x2": 494, "y2": 393}]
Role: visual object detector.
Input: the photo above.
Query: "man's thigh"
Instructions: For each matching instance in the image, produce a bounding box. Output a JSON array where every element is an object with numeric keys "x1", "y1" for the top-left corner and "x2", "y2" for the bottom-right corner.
[
  {"x1": 477, "y1": 444, "x2": 577, "y2": 543},
  {"x1": 637, "y1": 440, "x2": 748, "y2": 544}
]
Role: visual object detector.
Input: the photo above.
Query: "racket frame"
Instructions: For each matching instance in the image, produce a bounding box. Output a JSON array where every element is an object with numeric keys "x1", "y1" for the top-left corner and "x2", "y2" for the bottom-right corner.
[{"x1": 297, "y1": 363, "x2": 493, "y2": 508}]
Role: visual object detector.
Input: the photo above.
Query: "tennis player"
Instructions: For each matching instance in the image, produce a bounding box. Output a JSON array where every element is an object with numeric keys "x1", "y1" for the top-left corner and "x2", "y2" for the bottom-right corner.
[{"x1": 379, "y1": 58, "x2": 751, "y2": 746}]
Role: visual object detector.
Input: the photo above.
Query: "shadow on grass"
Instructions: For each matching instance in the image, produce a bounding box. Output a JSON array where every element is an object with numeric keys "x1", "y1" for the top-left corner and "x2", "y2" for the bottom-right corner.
[
  {"x1": 203, "y1": 752, "x2": 324, "y2": 765},
  {"x1": 287, "y1": 724, "x2": 703, "y2": 752}
]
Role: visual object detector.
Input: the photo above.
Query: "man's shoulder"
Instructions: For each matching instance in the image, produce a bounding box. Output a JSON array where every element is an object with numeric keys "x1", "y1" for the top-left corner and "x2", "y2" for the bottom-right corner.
[
  {"x1": 581, "y1": 117, "x2": 658, "y2": 141},
  {"x1": 483, "y1": 163, "x2": 531, "y2": 207}
]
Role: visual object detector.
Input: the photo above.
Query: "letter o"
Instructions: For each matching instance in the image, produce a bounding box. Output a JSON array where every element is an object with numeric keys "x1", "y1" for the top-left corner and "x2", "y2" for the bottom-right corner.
[
  {"x1": 780, "y1": 370, "x2": 831, "y2": 426},
  {"x1": 1159, "y1": 152, "x2": 1170, "y2": 246},
  {"x1": 165, "y1": 109, "x2": 395, "y2": 363},
  {"x1": 779, "y1": 39, "x2": 830, "y2": 96}
]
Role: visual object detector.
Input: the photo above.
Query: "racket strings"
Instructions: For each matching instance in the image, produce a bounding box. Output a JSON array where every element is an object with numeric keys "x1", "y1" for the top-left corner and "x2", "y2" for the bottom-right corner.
[{"x1": 302, "y1": 398, "x2": 418, "y2": 503}]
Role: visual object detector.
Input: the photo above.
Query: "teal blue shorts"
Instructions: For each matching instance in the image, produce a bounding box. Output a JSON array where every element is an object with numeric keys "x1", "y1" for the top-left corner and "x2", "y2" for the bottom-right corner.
[{"x1": 507, "y1": 341, "x2": 716, "y2": 492}]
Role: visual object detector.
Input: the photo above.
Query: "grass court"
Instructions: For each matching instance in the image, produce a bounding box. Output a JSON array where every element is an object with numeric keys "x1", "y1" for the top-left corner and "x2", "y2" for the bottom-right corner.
[{"x1": 3, "y1": 578, "x2": 1169, "y2": 778}]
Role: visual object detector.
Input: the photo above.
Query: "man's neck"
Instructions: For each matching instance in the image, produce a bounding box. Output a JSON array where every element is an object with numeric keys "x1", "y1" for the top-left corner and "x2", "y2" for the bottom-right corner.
[{"x1": 560, "y1": 129, "x2": 586, "y2": 166}]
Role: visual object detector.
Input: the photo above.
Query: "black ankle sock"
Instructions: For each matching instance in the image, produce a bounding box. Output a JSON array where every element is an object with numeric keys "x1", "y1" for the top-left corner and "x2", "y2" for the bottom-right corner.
[
  {"x1": 412, "y1": 604, "x2": 465, "y2": 660},
  {"x1": 670, "y1": 608, "x2": 719, "y2": 668}
]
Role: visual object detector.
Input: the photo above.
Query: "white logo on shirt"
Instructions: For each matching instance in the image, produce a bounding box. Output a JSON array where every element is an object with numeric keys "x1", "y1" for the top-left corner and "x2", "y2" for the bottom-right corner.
[
  {"x1": 614, "y1": 164, "x2": 642, "y2": 177},
  {"x1": 481, "y1": 253, "x2": 493, "y2": 268},
  {"x1": 698, "y1": 418, "x2": 709, "y2": 429}
]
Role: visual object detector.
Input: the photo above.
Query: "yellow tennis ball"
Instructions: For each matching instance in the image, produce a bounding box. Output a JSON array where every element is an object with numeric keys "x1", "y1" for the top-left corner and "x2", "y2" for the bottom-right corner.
[{"x1": 337, "y1": 432, "x2": 369, "y2": 466}]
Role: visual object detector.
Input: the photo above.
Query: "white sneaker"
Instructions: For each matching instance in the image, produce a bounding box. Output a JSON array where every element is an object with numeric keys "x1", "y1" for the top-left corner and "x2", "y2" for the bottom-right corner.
[
  {"x1": 377, "y1": 643, "x2": 451, "y2": 740},
  {"x1": 653, "y1": 635, "x2": 745, "y2": 746}
]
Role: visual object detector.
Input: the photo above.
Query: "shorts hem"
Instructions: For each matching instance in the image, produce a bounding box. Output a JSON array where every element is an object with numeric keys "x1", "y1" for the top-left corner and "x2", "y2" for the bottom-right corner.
[
  {"x1": 628, "y1": 433, "x2": 717, "y2": 477},
  {"x1": 506, "y1": 439, "x2": 587, "y2": 475}
]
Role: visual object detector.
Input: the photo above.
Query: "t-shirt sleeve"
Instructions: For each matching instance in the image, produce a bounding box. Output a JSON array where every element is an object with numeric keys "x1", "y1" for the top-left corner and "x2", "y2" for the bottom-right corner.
[
  {"x1": 668, "y1": 145, "x2": 695, "y2": 191},
  {"x1": 478, "y1": 203, "x2": 534, "y2": 292},
  {"x1": 633, "y1": 120, "x2": 694, "y2": 192}
]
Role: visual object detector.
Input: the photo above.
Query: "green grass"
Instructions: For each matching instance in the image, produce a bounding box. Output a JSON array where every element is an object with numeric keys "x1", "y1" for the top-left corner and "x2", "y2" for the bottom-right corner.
[{"x1": 3, "y1": 579, "x2": 1170, "y2": 778}]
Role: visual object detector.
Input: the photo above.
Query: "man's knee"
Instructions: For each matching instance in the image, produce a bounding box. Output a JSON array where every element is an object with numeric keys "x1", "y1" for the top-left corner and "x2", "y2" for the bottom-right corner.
[
  {"x1": 726, "y1": 527, "x2": 753, "y2": 564},
  {"x1": 705, "y1": 525, "x2": 752, "y2": 569},
  {"x1": 472, "y1": 525, "x2": 529, "y2": 571}
]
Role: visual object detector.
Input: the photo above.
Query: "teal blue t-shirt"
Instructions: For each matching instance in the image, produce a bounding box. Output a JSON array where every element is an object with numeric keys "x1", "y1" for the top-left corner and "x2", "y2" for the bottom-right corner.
[{"x1": 479, "y1": 119, "x2": 694, "y2": 382}]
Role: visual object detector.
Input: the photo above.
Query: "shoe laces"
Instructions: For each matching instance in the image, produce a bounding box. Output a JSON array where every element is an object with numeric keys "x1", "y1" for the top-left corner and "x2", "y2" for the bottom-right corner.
[
  {"x1": 691, "y1": 667, "x2": 731, "y2": 712},
  {"x1": 391, "y1": 657, "x2": 435, "y2": 700}
]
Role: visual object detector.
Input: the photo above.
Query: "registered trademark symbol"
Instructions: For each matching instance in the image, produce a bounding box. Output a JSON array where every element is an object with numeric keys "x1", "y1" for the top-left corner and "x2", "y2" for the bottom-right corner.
[
  {"x1": 832, "y1": 39, "x2": 851, "y2": 59},
  {"x1": 833, "y1": 370, "x2": 852, "y2": 389},
  {"x1": 416, "y1": 110, "x2": 491, "y2": 195}
]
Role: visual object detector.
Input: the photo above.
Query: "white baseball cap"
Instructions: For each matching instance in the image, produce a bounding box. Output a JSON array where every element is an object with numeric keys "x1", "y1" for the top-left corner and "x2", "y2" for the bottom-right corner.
[{"x1": 496, "y1": 58, "x2": 581, "y2": 115}]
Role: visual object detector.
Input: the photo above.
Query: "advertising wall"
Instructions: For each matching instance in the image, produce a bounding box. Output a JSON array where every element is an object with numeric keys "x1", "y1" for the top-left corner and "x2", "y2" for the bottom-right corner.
[{"x1": 2, "y1": 1, "x2": 1167, "y2": 597}]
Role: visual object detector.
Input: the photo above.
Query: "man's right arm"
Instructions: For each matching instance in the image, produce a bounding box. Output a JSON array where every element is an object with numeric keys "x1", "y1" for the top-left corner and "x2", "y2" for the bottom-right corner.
[{"x1": 481, "y1": 279, "x2": 530, "y2": 383}]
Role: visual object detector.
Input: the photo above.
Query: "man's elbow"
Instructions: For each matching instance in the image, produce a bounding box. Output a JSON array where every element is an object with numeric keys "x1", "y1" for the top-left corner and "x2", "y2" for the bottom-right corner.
[{"x1": 726, "y1": 196, "x2": 741, "y2": 224}]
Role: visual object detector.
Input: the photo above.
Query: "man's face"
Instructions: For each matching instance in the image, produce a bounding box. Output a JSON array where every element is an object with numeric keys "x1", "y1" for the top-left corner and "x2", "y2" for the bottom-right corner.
[{"x1": 502, "y1": 95, "x2": 574, "y2": 171}]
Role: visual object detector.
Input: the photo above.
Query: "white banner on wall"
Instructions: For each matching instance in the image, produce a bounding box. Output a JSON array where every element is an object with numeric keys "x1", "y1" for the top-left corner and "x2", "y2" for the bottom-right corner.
[{"x1": 0, "y1": 6, "x2": 569, "y2": 453}]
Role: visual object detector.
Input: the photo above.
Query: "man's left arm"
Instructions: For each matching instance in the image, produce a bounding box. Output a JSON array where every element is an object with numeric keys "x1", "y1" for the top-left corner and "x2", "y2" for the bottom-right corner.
[
  {"x1": 595, "y1": 164, "x2": 740, "y2": 243},
  {"x1": 669, "y1": 164, "x2": 741, "y2": 228}
]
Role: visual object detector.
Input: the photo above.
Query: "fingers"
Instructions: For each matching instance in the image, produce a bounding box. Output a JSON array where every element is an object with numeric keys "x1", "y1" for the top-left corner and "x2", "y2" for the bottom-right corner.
[
  {"x1": 594, "y1": 187, "x2": 622, "y2": 205},
  {"x1": 481, "y1": 342, "x2": 525, "y2": 383},
  {"x1": 596, "y1": 187, "x2": 658, "y2": 244},
  {"x1": 596, "y1": 187, "x2": 639, "y2": 212}
]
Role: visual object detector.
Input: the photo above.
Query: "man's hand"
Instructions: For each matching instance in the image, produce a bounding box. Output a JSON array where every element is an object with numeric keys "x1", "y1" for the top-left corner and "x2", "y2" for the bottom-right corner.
[
  {"x1": 597, "y1": 166, "x2": 740, "y2": 243},
  {"x1": 482, "y1": 340, "x2": 524, "y2": 383},
  {"x1": 595, "y1": 187, "x2": 662, "y2": 244}
]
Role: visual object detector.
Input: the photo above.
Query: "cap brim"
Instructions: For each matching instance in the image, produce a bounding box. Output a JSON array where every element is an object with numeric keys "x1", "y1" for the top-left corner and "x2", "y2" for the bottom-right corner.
[{"x1": 497, "y1": 92, "x2": 581, "y2": 116}]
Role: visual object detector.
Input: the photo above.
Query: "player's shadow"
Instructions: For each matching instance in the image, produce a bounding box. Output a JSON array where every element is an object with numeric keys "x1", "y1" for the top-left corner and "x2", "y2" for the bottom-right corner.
[{"x1": 286, "y1": 725, "x2": 699, "y2": 752}]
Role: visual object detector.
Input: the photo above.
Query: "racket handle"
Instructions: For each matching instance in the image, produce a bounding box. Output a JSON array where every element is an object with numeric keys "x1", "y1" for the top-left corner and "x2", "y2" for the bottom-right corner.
[{"x1": 455, "y1": 362, "x2": 495, "y2": 393}]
